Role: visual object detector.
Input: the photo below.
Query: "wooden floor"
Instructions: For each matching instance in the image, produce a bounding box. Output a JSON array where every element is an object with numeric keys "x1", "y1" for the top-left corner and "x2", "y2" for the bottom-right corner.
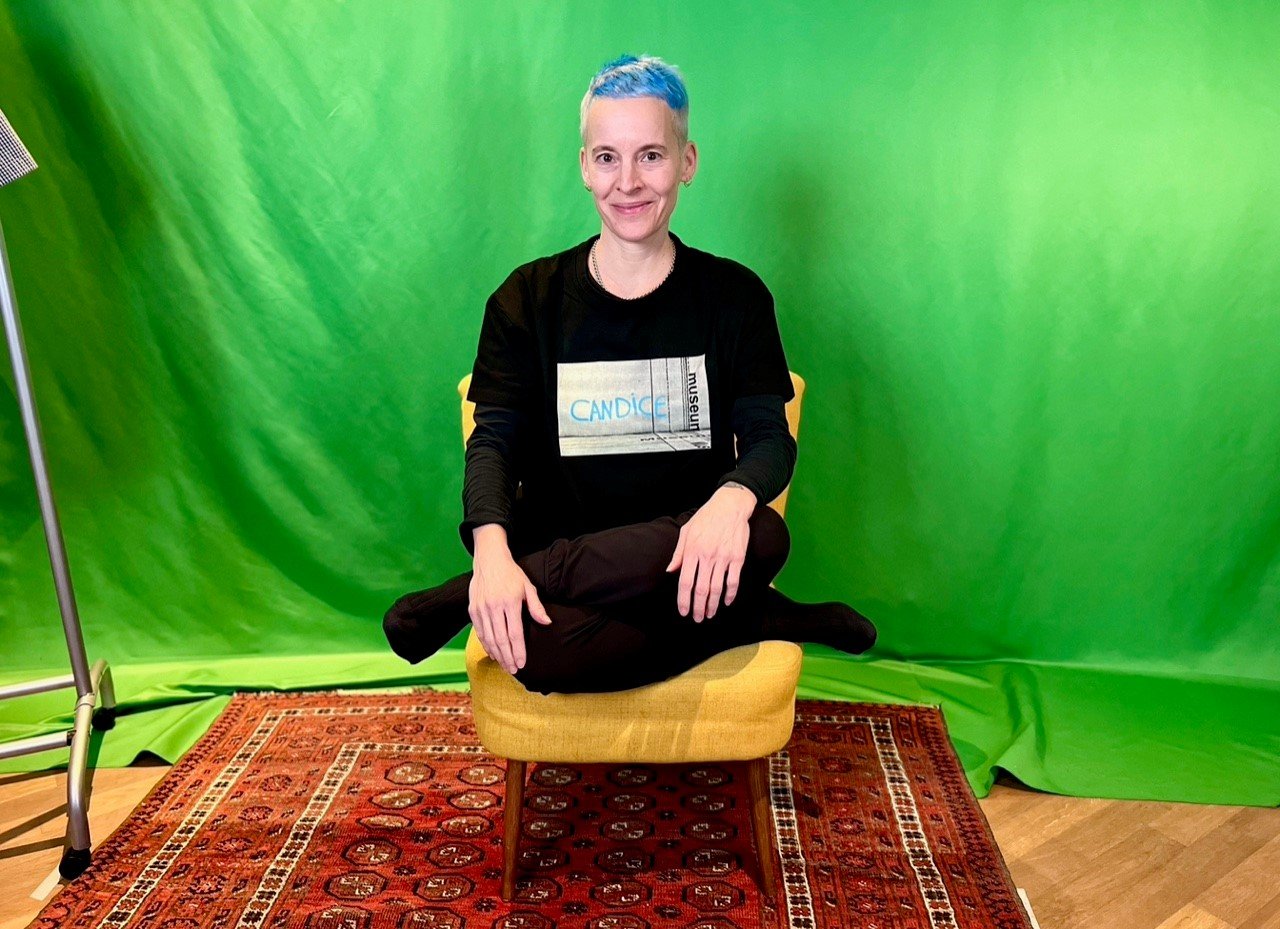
[{"x1": 1, "y1": 763, "x2": 1276, "y2": 929}]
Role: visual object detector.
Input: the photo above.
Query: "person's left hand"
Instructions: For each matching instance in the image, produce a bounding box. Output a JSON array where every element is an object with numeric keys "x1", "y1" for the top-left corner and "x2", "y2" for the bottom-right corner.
[{"x1": 665, "y1": 485, "x2": 757, "y2": 622}]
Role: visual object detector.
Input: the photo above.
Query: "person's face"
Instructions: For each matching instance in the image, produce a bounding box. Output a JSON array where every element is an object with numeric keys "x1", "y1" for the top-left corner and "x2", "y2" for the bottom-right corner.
[{"x1": 580, "y1": 96, "x2": 697, "y2": 245}]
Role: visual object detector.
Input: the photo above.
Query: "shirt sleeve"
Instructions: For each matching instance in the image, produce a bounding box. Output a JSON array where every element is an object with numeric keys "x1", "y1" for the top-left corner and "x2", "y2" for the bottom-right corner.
[
  {"x1": 733, "y1": 276, "x2": 796, "y2": 402},
  {"x1": 467, "y1": 271, "x2": 538, "y2": 409},
  {"x1": 716, "y1": 394, "x2": 797, "y2": 505},
  {"x1": 458, "y1": 403, "x2": 527, "y2": 555}
]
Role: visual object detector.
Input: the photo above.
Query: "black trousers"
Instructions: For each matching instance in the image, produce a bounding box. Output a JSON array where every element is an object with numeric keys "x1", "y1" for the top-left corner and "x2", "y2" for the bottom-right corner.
[
  {"x1": 504, "y1": 503, "x2": 791, "y2": 695},
  {"x1": 385, "y1": 504, "x2": 792, "y2": 695}
]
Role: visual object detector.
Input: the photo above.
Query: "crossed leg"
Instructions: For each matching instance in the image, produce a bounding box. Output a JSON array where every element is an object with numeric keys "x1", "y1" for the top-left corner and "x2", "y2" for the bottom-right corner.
[
  {"x1": 382, "y1": 504, "x2": 790, "y2": 677},
  {"x1": 383, "y1": 503, "x2": 874, "y2": 694}
]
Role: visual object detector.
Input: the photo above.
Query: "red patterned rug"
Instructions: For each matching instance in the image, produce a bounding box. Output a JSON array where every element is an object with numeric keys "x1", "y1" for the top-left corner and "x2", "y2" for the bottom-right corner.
[{"x1": 32, "y1": 691, "x2": 1031, "y2": 929}]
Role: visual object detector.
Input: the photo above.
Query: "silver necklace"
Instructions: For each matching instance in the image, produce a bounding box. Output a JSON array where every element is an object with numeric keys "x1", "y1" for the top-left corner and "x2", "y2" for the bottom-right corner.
[{"x1": 590, "y1": 237, "x2": 676, "y2": 299}]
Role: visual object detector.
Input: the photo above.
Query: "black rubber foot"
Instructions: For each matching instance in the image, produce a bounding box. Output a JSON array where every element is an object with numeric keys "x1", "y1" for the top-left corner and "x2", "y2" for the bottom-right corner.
[
  {"x1": 59, "y1": 846, "x2": 91, "y2": 880},
  {"x1": 93, "y1": 707, "x2": 117, "y2": 731}
]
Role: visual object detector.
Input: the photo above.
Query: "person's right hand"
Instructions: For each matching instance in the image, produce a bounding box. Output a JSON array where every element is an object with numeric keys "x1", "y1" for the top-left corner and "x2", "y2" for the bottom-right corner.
[{"x1": 470, "y1": 528, "x2": 552, "y2": 676}]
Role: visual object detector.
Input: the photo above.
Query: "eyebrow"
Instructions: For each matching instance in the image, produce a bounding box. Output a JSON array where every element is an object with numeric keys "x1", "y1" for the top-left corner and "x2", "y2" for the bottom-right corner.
[{"x1": 591, "y1": 144, "x2": 668, "y2": 155}]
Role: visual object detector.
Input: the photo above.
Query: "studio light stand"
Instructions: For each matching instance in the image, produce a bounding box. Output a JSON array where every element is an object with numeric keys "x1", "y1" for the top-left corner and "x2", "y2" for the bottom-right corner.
[{"x1": 0, "y1": 106, "x2": 116, "y2": 881}]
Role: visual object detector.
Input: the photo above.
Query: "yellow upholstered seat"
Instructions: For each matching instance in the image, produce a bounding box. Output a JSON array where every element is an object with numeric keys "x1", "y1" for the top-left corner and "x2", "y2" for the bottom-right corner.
[
  {"x1": 460, "y1": 371, "x2": 807, "y2": 902},
  {"x1": 465, "y1": 634, "x2": 802, "y2": 763}
]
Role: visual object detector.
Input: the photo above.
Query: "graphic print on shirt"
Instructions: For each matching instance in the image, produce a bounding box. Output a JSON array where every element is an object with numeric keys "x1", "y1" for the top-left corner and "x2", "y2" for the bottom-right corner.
[{"x1": 557, "y1": 355, "x2": 711, "y2": 456}]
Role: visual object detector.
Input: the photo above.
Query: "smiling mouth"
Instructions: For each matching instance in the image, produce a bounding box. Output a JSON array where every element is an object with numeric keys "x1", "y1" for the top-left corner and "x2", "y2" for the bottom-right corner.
[{"x1": 613, "y1": 202, "x2": 651, "y2": 213}]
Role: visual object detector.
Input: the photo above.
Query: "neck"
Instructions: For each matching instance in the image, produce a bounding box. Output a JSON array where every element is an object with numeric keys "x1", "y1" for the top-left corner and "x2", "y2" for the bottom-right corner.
[
  {"x1": 593, "y1": 228, "x2": 674, "y2": 298},
  {"x1": 598, "y1": 227, "x2": 670, "y2": 262}
]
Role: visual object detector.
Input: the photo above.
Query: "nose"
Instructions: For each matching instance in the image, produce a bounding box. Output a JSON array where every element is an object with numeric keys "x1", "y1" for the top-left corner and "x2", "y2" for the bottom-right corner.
[{"x1": 618, "y1": 160, "x2": 642, "y2": 193}]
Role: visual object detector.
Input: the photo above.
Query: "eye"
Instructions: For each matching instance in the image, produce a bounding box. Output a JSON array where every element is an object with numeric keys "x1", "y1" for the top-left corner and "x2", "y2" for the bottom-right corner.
[
  {"x1": 642, "y1": 150, "x2": 663, "y2": 162},
  {"x1": 596, "y1": 153, "x2": 615, "y2": 164}
]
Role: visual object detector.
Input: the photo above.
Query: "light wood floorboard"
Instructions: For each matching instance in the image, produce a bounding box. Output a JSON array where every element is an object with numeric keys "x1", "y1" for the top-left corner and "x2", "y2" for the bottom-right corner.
[
  {"x1": 0, "y1": 765, "x2": 1275, "y2": 928},
  {"x1": 0, "y1": 760, "x2": 169, "y2": 929}
]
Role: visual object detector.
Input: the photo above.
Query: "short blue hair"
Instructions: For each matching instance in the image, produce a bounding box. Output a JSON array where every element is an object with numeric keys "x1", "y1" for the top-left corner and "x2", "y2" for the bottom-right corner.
[{"x1": 579, "y1": 54, "x2": 690, "y2": 145}]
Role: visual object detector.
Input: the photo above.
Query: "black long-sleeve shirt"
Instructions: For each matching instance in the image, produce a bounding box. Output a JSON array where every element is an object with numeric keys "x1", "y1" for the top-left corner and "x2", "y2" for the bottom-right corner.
[
  {"x1": 462, "y1": 233, "x2": 798, "y2": 553},
  {"x1": 460, "y1": 393, "x2": 796, "y2": 550}
]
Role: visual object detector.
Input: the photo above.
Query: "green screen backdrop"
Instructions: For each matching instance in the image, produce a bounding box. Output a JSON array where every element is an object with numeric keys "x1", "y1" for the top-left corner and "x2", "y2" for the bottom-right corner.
[{"x1": 1, "y1": 1, "x2": 1277, "y2": 805}]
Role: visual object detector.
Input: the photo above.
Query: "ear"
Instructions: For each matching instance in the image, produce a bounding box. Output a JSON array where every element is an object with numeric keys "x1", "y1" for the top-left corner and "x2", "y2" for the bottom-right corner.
[
  {"x1": 682, "y1": 140, "x2": 699, "y2": 184},
  {"x1": 579, "y1": 146, "x2": 589, "y2": 187}
]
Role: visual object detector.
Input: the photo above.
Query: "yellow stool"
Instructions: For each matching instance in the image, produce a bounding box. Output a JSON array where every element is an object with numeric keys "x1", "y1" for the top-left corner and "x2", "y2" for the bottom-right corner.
[{"x1": 459, "y1": 372, "x2": 807, "y2": 902}]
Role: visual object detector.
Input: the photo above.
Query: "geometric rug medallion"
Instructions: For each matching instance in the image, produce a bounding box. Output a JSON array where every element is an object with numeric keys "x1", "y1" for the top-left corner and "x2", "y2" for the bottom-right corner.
[{"x1": 29, "y1": 690, "x2": 1032, "y2": 928}]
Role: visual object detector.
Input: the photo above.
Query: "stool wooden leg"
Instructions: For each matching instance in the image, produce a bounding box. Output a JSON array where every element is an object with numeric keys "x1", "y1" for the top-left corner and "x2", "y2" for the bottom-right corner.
[
  {"x1": 502, "y1": 758, "x2": 526, "y2": 902},
  {"x1": 747, "y1": 757, "x2": 778, "y2": 904}
]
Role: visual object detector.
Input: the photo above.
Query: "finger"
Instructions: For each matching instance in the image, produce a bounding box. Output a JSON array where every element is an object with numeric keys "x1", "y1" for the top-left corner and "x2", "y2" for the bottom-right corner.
[
  {"x1": 505, "y1": 603, "x2": 526, "y2": 671},
  {"x1": 480, "y1": 608, "x2": 506, "y2": 672},
  {"x1": 705, "y1": 562, "x2": 727, "y2": 620},
  {"x1": 494, "y1": 600, "x2": 518, "y2": 674},
  {"x1": 724, "y1": 557, "x2": 744, "y2": 606},
  {"x1": 473, "y1": 604, "x2": 497, "y2": 664},
  {"x1": 677, "y1": 558, "x2": 697, "y2": 617},
  {"x1": 693, "y1": 561, "x2": 713, "y2": 623},
  {"x1": 503, "y1": 601, "x2": 524, "y2": 674},
  {"x1": 525, "y1": 583, "x2": 553, "y2": 625},
  {"x1": 470, "y1": 585, "x2": 500, "y2": 662},
  {"x1": 666, "y1": 526, "x2": 687, "y2": 572}
]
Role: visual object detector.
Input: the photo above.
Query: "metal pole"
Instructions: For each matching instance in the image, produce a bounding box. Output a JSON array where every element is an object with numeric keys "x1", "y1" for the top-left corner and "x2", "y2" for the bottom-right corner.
[
  {"x1": 0, "y1": 213, "x2": 108, "y2": 875},
  {"x1": 0, "y1": 216, "x2": 93, "y2": 696},
  {"x1": 1, "y1": 111, "x2": 113, "y2": 880}
]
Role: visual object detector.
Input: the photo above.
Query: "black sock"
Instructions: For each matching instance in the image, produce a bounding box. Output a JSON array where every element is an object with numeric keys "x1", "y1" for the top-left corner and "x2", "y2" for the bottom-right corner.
[
  {"x1": 382, "y1": 571, "x2": 473, "y2": 664},
  {"x1": 757, "y1": 587, "x2": 877, "y2": 655}
]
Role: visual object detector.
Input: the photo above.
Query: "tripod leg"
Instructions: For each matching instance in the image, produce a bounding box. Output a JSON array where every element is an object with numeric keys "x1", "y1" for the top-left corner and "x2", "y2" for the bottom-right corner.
[
  {"x1": 59, "y1": 690, "x2": 97, "y2": 879},
  {"x1": 2, "y1": 218, "x2": 104, "y2": 881}
]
